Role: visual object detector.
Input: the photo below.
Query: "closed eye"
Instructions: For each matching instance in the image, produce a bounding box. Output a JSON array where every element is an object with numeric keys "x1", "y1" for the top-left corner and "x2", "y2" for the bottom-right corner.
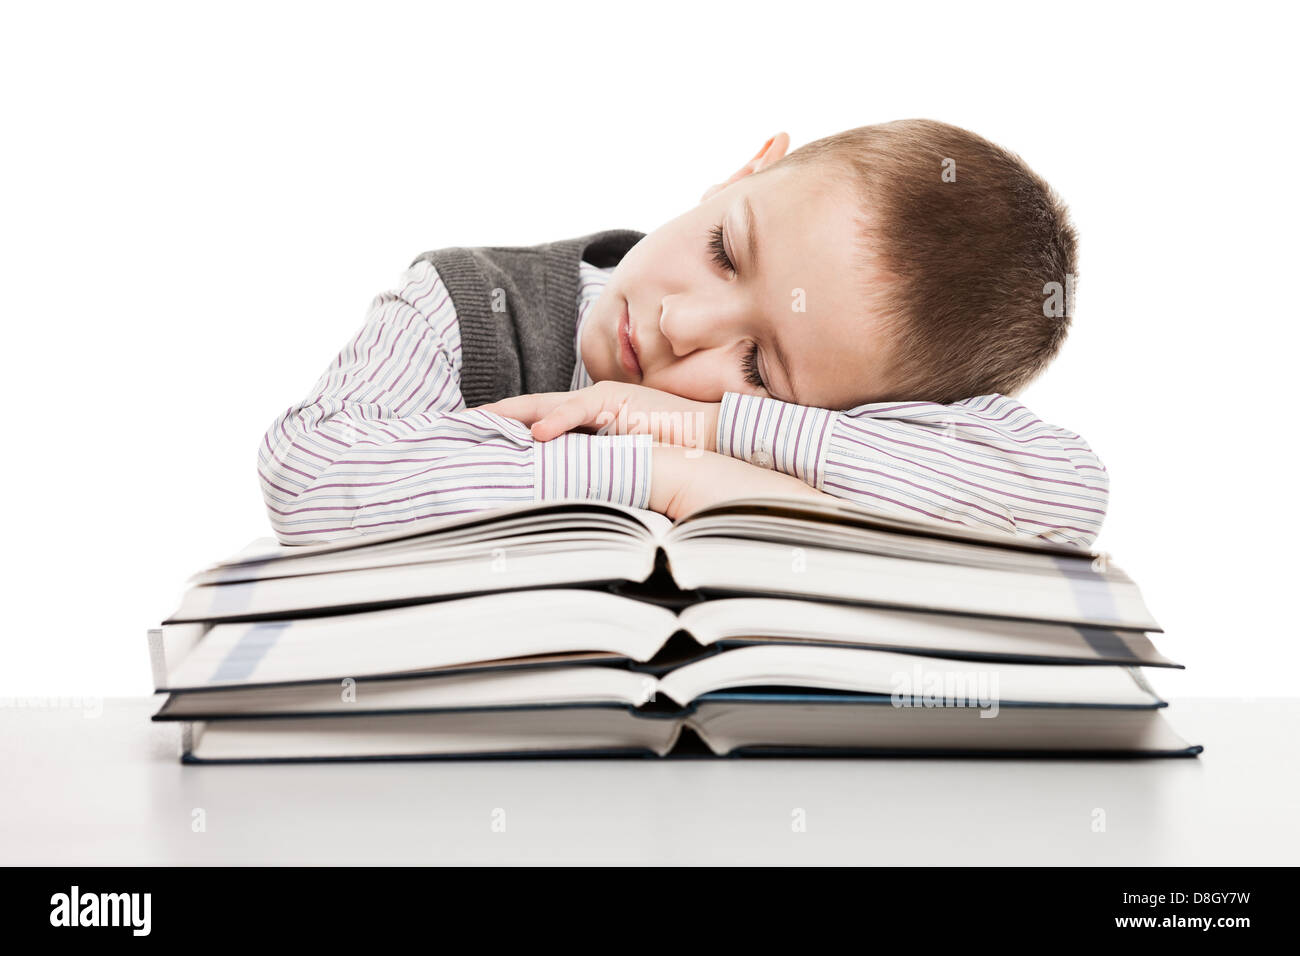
[
  {"x1": 708, "y1": 223, "x2": 735, "y2": 275},
  {"x1": 741, "y1": 341, "x2": 767, "y2": 390}
]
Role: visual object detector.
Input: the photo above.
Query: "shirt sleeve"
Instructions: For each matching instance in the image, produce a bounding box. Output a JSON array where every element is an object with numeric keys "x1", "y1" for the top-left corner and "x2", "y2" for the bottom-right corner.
[
  {"x1": 715, "y1": 391, "x2": 1109, "y2": 547},
  {"x1": 258, "y1": 259, "x2": 652, "y2": 545}
]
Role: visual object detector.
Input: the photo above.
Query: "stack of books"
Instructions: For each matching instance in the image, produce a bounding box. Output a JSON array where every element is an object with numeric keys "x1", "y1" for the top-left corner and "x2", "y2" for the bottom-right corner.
[{"x1": 148, "y1": 498, "x2": 1200, "y2": 761}]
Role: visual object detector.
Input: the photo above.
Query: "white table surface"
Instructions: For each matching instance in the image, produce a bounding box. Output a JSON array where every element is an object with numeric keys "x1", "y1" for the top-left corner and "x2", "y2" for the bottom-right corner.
[{"x1": 2, "y1": 696, "x2": 1295, "y2": 865}]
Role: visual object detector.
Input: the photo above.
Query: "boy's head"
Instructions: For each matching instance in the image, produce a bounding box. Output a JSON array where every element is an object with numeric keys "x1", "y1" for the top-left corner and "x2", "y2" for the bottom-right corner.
[{"x1": 580, "y1": 119, "x2": 1077, "y2": 408}]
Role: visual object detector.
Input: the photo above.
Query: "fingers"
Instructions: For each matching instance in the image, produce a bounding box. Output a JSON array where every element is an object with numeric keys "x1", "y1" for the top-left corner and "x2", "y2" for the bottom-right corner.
[
  {"x1": 478, "y1": 392, "x2": 567, "y2": 425},
  {"x1": 530, "y1": 393, "x2": 600, "y2": 442}
]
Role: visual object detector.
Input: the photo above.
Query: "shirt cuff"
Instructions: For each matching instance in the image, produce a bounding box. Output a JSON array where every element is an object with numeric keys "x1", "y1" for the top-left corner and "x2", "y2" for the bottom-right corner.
[
  {"x1": 716, "y1": 392, "x2": 836, "y2": 487},
  {"x1": 534, "y1": 433, "x2": 653, "y2": 509}
]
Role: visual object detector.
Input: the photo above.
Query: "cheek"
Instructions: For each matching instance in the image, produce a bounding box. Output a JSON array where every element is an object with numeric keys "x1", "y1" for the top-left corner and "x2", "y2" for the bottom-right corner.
[
  {"x1": 623, "y1": 215, "x2": 705, "y2": 283},
  {"x1": 613, "y1": 231, "x2": 665, "y2": 284}
]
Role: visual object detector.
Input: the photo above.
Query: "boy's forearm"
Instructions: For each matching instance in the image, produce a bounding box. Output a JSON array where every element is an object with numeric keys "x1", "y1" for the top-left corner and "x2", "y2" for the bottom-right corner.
[{"x1": 649, "y1": 445, "x2": 833, "y2": 520}]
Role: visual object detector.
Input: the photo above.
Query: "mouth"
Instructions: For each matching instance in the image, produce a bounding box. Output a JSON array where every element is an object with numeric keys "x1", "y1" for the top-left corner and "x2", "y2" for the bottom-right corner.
[{"x1": 617, "y1": 299, "x2": 643, "y2": 378}]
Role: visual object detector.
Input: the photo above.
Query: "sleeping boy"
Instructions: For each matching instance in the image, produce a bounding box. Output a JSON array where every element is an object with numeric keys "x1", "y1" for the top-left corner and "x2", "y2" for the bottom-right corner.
[{"x1": 258, "y1": 119, "x2": 1106, "y2": 546}]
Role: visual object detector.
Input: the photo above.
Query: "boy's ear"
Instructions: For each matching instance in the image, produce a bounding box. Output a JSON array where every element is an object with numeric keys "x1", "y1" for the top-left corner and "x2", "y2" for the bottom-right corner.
[{"x1": 700, "y1": 132, "x2": 790, "y2": 203}]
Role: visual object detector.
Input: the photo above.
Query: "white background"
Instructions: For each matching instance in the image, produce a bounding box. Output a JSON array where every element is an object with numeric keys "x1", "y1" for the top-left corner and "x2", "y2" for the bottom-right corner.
[{"x1": 2, "y1": 1, "x2": 1295, "y2": 699}]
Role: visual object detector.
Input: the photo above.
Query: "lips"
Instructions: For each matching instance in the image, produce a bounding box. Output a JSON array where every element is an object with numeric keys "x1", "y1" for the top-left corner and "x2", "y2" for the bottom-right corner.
[{"x1": 617, "y1": 300, "x2": 642, "y2": 378}]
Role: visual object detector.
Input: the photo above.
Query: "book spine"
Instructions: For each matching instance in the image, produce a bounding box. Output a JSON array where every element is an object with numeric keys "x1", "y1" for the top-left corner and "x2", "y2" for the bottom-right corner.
[
  {"x1": 149, "y1": 623, "x2": 211, "y2": 690},
  {"x1": 147, "y1": 629, "x2": 167, "y2": 689}
]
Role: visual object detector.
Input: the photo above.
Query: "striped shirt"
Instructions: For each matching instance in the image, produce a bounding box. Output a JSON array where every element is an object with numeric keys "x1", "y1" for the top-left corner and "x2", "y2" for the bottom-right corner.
[{"x1": 259, "y1": 259, "x2": 1109, "y2": 546}]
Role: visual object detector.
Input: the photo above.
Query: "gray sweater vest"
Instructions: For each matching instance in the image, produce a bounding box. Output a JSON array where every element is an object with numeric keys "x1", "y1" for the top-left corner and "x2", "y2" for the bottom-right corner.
[{"x1": 409, "y1": 229, "x2": 644, "y2": 407}]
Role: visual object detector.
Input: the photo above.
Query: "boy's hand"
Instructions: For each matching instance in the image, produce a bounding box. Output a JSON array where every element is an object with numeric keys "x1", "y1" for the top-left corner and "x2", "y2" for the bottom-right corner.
[
  {"x1": 482, "y1": 382, "x2": 720, "y2": 453},
  {"x1": 650, "y1": 445, "x2": 832, "y2": 521}
]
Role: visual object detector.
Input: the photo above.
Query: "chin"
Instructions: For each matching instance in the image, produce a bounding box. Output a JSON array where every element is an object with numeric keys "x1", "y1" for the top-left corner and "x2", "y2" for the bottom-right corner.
[{"x1": 579, "y1": 316, "x2": 619, "y2": 384}]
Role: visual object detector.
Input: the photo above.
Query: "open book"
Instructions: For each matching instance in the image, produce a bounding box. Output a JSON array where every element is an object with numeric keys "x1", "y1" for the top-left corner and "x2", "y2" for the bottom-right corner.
[
  {"x1": 156, "y1": 643, "x2": 1165, "y2": 719},
  {"x1": 179, "y1": 703, "x2": 1196, "y2": 762},
  {"x1": 151, "y1": 590, "x2": 1178, "y2": 697},
  {"x1": 166, "y1": 497, "x2": 1157, "y2": 630}
]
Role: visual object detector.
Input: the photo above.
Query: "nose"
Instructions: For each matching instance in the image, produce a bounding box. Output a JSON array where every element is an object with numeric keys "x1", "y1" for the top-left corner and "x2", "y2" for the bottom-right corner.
[{"x1": 658, "y1": 293, "x2": 745, "y2": 358}]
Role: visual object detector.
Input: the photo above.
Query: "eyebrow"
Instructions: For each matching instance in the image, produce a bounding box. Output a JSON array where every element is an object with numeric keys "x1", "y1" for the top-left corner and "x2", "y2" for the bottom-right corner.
[{"x1": 741, "y1": 196, "x2": 759, "y2": 272}]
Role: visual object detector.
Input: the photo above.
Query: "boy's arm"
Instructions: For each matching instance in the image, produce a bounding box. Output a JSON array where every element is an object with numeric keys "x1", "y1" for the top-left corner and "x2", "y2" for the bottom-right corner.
[
  {"x1": 714, "y1": 392, "x2": 1109, "y2": 546},
  {"x1": 259, "y1": 260, "x2": 650, "y2": 545},
  {"x1": 484, "y1": 382, "x2": 1108, "y2": 547},
  {"x1": 648, "y1": 445, "x2": 834, "y2": 521}
]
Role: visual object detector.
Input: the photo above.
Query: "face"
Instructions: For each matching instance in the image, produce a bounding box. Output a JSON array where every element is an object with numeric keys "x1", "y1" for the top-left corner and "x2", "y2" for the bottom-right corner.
[{"x1": 579, "y1": 162, "x2": 898, "y2": 409}]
